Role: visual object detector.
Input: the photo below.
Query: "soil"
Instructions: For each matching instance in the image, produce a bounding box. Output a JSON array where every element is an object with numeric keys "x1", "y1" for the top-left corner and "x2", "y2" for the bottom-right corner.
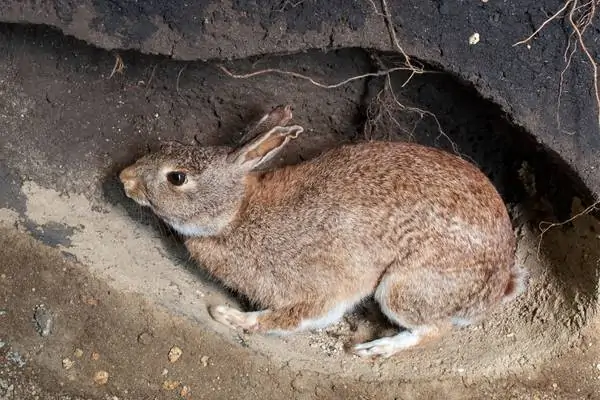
[{"x1": 1, "y1": 22, "x2": 600, "y2": 400}]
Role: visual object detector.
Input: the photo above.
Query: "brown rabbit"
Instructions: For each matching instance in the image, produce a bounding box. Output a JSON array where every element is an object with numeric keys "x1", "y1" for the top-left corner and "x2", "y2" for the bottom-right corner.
[{"x1": 119, "y1": 105, "x2": 526, "y2": 357}]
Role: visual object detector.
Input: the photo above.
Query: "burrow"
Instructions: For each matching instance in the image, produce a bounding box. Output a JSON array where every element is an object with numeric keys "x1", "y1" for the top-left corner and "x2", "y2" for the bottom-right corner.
[{"x1": 0, "y1": 23, "x2": 598, "y2": 382}]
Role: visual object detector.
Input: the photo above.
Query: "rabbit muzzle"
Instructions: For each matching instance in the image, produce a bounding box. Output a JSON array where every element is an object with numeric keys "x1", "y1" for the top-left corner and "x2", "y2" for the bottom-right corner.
[{"x1": 119, "y1": 166, "x2": 150, "y2": 207}]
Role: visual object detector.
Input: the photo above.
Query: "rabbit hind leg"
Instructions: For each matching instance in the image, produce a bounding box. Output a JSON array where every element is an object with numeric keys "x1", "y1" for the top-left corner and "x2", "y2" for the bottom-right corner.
[{"x1": 354, "y1": 262, "x2": 492, "y2": 358}]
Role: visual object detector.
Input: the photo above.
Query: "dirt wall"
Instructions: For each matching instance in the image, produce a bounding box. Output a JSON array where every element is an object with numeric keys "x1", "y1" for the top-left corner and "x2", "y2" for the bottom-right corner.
[{"x1": 1, "y1": 0, "x2": 599, "y2": 198}]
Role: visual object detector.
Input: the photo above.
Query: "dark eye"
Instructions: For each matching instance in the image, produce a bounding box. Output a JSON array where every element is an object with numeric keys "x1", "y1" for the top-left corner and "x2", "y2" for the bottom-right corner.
[{"x1": 167, "y1": 171, "x2": 187, "y2": 186}]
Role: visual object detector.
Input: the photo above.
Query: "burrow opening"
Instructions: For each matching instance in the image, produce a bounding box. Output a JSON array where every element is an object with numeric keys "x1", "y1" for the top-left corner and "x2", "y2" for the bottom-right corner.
[{"x1": 1, "y1": 23, "x2": 598, "y2": 381}]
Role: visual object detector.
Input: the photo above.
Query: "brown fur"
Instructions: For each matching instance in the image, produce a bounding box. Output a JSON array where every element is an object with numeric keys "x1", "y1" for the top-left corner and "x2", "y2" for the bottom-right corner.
[{"x1": 119, "y1": 106, "x2": 525, "y2": 357}]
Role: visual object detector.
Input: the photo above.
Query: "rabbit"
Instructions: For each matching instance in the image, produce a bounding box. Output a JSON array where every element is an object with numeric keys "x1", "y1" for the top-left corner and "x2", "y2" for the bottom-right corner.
[{"x1": 119, "y1": 105, "x2": 526, "y2": 358}]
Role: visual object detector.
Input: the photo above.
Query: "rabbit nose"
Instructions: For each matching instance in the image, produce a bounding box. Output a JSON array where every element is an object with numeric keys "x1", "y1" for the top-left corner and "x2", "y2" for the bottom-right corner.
[{"x1": 119, "y1": 166, "x2": 138, "y2": 191}]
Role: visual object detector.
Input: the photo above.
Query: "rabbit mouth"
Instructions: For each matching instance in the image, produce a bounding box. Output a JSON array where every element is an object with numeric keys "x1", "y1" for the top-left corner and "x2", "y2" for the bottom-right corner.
[{"x1": 123, "y1": 187, "x2": 151, "y2": 207}]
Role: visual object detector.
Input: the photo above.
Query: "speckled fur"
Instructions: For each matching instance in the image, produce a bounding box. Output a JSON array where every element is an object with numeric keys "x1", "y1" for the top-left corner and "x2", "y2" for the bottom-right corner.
[{"x1": 120, "y1": 110, "x2": 523, "y2": 357}]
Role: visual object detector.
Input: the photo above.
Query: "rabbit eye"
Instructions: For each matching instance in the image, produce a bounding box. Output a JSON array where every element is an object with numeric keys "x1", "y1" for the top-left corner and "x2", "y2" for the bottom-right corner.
[{"x1": 167, "y1": 171, "x2": 187, "y2": 186}]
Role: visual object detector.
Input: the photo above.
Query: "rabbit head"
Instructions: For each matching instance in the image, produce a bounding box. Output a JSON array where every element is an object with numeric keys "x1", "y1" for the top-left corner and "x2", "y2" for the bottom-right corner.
[{"x1": 119, "y1": 123, "x2": 304, "y2": 237}]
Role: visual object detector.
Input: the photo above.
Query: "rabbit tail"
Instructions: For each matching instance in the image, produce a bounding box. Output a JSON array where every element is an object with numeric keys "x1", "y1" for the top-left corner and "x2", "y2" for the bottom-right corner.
[{"x1": 502, "y1": 264, "x2": 528, "y2": 303}]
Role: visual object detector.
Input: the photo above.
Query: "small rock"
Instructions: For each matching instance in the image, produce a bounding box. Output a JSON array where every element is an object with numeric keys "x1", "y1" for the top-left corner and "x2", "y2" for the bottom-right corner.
[
  {"x1": 93, "y1": 370, "x2": 109, "y2": 385},
  {"x1": 0, "y1": 310, "x2": 7, "y2": 316},
  {"x1": 291, "y1": 374, "x2": 310, "y2": 392},
  {"x1": 162, "y1": 379, "x2": 181, "y2": 391},
  {"x1": 7, "y1": 351, "x2": 26, "y2": 367},
  {"x1": 73, "y1": 348, "x2": 84, "y2": 358},
  {"x1": 162, "y1": 368, "x2": 169, "y2": 376},
  {"x1": 201, "y1": 355, "x2": 209, "y2": 367},
  {"x1": 33, "y1": 304, "x2": 53, "y2": 337},
  {"x1": 468, "y1": 32, "x2": 480, "y2": 45},
  {"x1": 62, "y1": 358, "x2": 75, "y2": 370},
  {"x1": 137, "y1": 331, "x2": 153, "y2": 345},
  {"x1": 180, "y1": 385, "x2": 191, "y2": 397},
  {"x1": 0, "y1": 341, "x2": 5, "y2": 349},
  {"x1": 168, "y1": 346, "x2": 183, "y2": 363},
  {"x1": 81, "y1": 295, "x2": 99, "y2": 306},
  {"x1": 91, "y1": 351, "x2": 100, "y2": 361}
]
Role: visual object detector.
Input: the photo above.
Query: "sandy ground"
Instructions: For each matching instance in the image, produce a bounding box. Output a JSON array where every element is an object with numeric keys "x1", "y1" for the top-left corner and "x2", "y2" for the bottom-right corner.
[{"x1": 1, "y1": 211, "x2": 600, "y2": 400}]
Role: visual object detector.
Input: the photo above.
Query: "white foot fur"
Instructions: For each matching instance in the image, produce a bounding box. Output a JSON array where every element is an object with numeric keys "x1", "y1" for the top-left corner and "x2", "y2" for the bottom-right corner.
[
  {"x1": 354, "y1": 330, "x2": 423, "y2": 358},
  {"x1": 209, "y1": 305, "x2": 260, "y2": 331}
]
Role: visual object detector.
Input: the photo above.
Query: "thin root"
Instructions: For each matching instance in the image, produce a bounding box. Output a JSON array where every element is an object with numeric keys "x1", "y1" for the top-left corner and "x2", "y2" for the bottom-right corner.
[
  {"x1": 568, "y1": 0, "x2": 600, "y2": 128},
  {"x1": 514, "y1": 0, "x2": 600, "y2": 130},
  {"x1": 512, "y1": 1, "x2": 574, "y2": 47},
  {"x1": 536, "y1": 199, "x2": 600, "y2": 259},
  {"x1": 218, "y1": 65, "x2": 415, "y2": 89},
  {"x1": 108, "y1": 54, "x2": 125, "y2": 79},
  {"x1": 145, "y1": 64, "x2": 158, "y2": 97},
  {"x1": 176, "y1": 65, "x2": 187, "y2": 94},
  {"x1": 366, "y1": 0, "x2": 424, "y2": 76},
  {"x1": 383, "y1": 74, "x2": 467, "y2": 159}
]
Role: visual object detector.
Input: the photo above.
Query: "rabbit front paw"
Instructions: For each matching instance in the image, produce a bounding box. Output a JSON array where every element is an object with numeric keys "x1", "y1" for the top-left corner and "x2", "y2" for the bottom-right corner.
[{"x1": 210, "y1": 305, "x2": 260, "y2": 332}]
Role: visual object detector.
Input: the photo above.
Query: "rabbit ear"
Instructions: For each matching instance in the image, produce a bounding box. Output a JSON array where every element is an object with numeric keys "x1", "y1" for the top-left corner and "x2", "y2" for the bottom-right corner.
[
  {"x1": 238, "y1": 105, "x2": 293, "y2": 146},
  {"x1": 228, "y1": 125, "x2": 304, "y2": 170}
]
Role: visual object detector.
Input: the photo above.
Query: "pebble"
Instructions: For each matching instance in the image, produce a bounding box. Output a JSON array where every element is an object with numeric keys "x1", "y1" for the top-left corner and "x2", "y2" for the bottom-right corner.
[
  {"x1": 93, "y1": 370, "x2": 109, "y2": 385},
  {"x1": 73, "y1": 348, "x2": 84, "y2": 358},
  {"x1": 162, "y1": 368, "x2": 169, "y2": 376},
  {"x1": 91, "y1": 352, "x2": 100, "y2": 361},
  {"x1": 33, "y1": 304, "x2": 53, "y2": 337},
  {"x1": 180, "y1": 385, "x2": 191, "y2": 397},
  {"x1": 468, "y1": 33, "x2": 480, "y2": 45},
  {"x1": 291, "y1": 374, "x2": 311, "y2": 392},
  {"x1": 81, "y1": 295, "x2": 99, "y2": 306},
  {"x1": 7, "y1": 351, "x2": 26, "y2": 367},
  {"x1": 137, "y1": 331, "x2": 153, "y2": 345},
  {"x1": 168, "y1": 346, "x2": 183, "y2": 363},
  {"x1": 201, "y1": 355, "x2": 210, "y2": 367},
  {"x1": 162, "y1": 379, "x2": 181, "y2": 391},
  {"x1": 62, "y1": 358, "x2": 75, "y2": 370}
]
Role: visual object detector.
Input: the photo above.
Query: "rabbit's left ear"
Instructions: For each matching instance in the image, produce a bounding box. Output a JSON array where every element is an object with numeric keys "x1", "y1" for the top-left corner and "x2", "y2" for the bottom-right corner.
[
  {"x1": 228, "y1": 125, "x2": 304, "y2": 170},
  {"x1": 238, "y1": 104, "x2": 293, "y2": 146}
]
